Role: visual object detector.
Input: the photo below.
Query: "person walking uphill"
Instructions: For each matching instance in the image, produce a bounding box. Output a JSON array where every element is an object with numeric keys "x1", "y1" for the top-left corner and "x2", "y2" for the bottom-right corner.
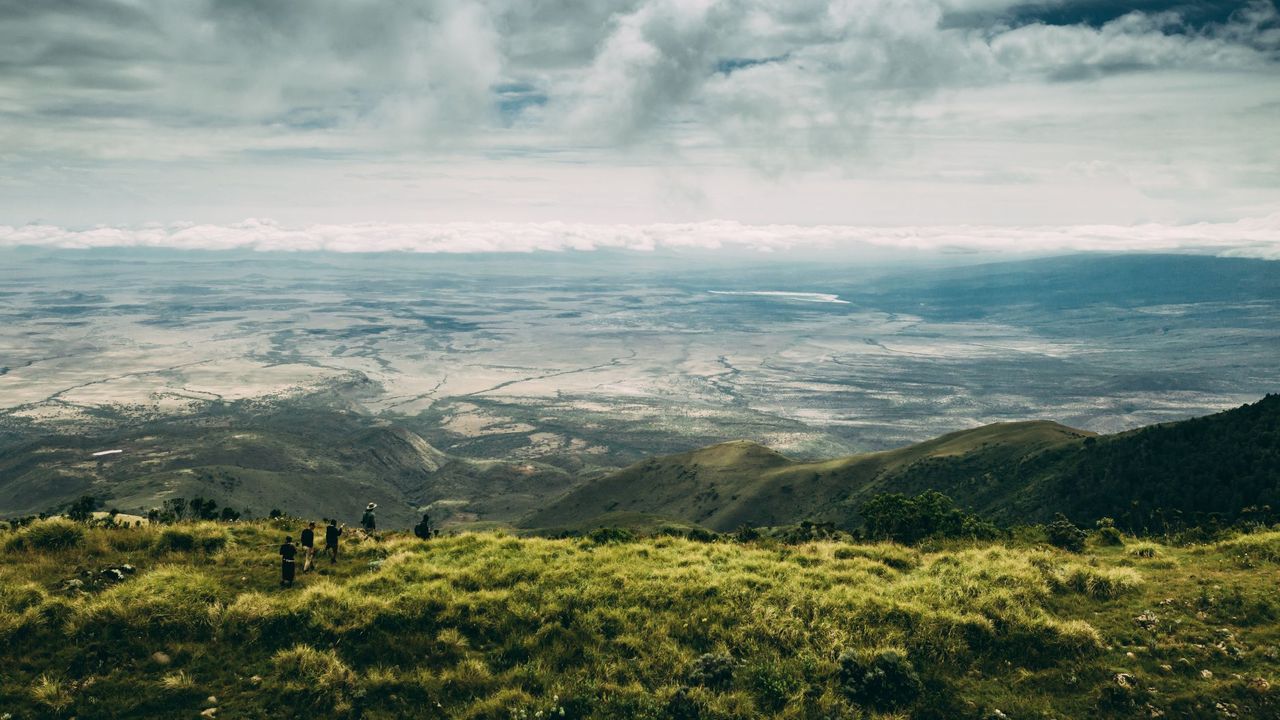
[
  {"x1": 279, "y1": 535, "x2": 298, "y2": 587},
  {"x1": 301, "y1": 522, "x2": 316, "y2": 573},
  {"x1": 361, "y1": 502, "x2": 377, "y2": 533},
  {"x1": 325, "y1": 518, "x2": 342, "y2": 563}
]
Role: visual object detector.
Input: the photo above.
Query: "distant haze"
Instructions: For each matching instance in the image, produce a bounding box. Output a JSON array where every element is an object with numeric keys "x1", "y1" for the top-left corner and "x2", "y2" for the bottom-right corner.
[{"x1": 2, "y1": 214, "x2": 1279, "y2": 260}]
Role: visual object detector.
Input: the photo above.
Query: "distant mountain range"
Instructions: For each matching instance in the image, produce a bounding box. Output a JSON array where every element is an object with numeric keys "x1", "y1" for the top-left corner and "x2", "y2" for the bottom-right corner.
[{"x1": 524, "y1": 394, "x2": 1280, "y2": 533}]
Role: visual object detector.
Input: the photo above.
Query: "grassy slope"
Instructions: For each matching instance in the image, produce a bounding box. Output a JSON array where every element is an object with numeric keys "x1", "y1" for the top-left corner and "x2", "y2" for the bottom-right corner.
[
  {"x1": 0, "y1": 412, "x2": 578, "y2": 527},
  {"x1": 524, "y1": 421, "x2": 1092, "y2": 531},
  {"x1": 2, "y1": 521, "x2": 1278, "y2": 719},
  {"x1": 527, "y1": 395, "x2": 1280, "y2": 532}
]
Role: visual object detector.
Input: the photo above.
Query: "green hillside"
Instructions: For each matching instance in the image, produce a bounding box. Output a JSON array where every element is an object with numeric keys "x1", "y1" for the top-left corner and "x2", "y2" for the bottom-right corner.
[
  {"x1": 0, "y1": 407, "x2": 579, "y2": 527},
  {"x1": 525, "y1": 396, "x2": 1280, "y2": 532},
  {"x1": 3, "y1": 519, "x2": 1279, "y2": 718}
]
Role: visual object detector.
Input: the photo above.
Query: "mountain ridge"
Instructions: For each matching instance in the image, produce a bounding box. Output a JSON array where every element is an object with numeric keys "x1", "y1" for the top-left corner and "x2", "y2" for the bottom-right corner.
[{"x1": 523, "y1": 397, "x2": 1279, "y2": 532}]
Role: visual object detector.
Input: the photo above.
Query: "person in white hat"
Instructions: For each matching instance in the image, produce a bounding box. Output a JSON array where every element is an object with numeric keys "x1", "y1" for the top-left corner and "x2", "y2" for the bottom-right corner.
[{"x1": 361, "y1": 502, "x2": 377, "y2": 532}]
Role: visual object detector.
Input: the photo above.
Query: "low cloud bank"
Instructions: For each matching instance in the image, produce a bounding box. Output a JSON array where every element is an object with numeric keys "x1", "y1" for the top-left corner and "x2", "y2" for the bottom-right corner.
[{"x1": 2, "y1": 215, "x2": 1278, "y2": 259}]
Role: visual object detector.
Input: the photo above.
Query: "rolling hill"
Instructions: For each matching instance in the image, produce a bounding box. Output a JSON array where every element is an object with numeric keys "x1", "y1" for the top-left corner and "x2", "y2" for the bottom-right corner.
[
  {"x1": 0, "y1": 405, "x2": 578, "y2": 527},
  {"x1": 524, "y1": 395, "x2": 1280, "y2": 532}
]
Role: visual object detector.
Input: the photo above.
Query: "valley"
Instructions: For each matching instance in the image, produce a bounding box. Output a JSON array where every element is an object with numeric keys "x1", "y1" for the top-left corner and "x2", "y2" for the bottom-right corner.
[{"x1": 2, "y1": 249, "x2": 1278, "y2": 527}]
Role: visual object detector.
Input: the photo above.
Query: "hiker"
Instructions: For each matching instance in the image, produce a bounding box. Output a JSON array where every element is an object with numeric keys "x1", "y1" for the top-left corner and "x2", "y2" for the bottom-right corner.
[
  {"x1": 413, "y1": 512, "x2": 433, "y2": 540},
  {"x1": 300, "y1": 521, "x2": 317, "y2": 573},
  {"x1": 279, "y1": 535, "x2": 298, "y2": 587},
  {"x1": 325, "y1": 518, "x2": 342, "y2": 563},
  {"x1": 361, "y1": 502, "x2": 377, "y2": 532}
]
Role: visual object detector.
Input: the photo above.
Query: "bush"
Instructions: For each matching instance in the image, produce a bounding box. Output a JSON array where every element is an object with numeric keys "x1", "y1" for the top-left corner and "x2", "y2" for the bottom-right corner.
[
  {"x1": 586, "y1": 526, "x2": 634, "y2": 544},
  {"x1": 1092, "y1": 517, "x2": 1125, "y2": 547},
  {"x1": 153, "y1": 524, "x2": 229, "y2": 554},
  {"x1": 4, "y1": 518, "x2": 85, "y2": 552},
  {"x1": 837, "y1": 647, "x2": 923, "y2": 712},
  {"x1": 664, "y1": 686, "x2": 704, "y2": 720},
  {"x1": 66, "y1": 495, "x2": 97, "y2": 522},
  {"x1": 1045, "y1": 514, "x2": 1087, "y2": 553},
  {"x1": 686, "y1": 652, "x2": 736, "y2": 690},
  {"x1": 743, "y1": 661, "x2": 802, "y2": 712},
  {"x1": 861, "y1": 491, "x2": 1001, "y2": 544},
  {"x1": 685, "y1": 527, "x2": 718, "y2": 543}
]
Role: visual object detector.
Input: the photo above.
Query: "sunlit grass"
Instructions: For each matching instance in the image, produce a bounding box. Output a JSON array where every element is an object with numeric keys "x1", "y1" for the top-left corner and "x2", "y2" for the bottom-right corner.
[{"x1": 0, "y1": 520, "x2": 1276, "y2": 718}]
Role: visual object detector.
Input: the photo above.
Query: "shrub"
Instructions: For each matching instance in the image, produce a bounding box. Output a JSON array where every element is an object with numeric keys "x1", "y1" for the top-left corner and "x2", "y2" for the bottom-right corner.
[
  {"x1": 1045, "y1": 514, "x2": 1087, "y2": 553},
  {"x1": 742, "y1": 661, "x2": 803, "y2": 712},
  {"x1": 685, "y1": 527, "x2": 718, "y2": 543},
  {"x1": 66, "y1": 495, "x2": 97, "y2": 522},
  {"x1": 586, "y1": 526, "x2": 634, "y2": 544},
  {"x1": 861, "y1": 491, "x2": 1000, "y2": 544},
  {"x1": 836, "y1": 647, "x2": 923, "y2": 711},
  {"x1": 686, "y1": 652, "x2": 736, "y2": 690},
  {"x1": 1092, "y1": 517, "x2": 1125, "y2": 547},
  {"x1": 153, "y1": 524, "x2": 229, "y2": 554},
  {"x1": 4, "y1": 518, "x2": 85, "y2": 552},
  {"x1": 777, "y1": 520, "x2": 842, "y2": 544},
  {"x1": 665, "y1": 686, "x2": 704, "y2": 720}
]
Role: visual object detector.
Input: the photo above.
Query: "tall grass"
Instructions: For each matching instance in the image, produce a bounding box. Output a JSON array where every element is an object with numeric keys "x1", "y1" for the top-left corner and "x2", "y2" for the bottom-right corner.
[
  {"x1": 4, "y1": 518, "x2": 85, "y2": 552},
  {"x1": 1217, "y1": 530, "x2": 1280, "y2": 566},
  {"x1": 0, "y1": 522, "x2": 1273, "y2": 719}
]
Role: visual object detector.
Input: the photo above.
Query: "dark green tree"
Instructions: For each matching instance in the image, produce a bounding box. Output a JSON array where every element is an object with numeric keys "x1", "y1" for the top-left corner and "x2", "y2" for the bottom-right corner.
[
  {"x1": 1045, "y1": 513, "x2": 1087, "y2": 552},
  {"x1": 67, "y1": 495, "x2": 97, "y2": 522}
]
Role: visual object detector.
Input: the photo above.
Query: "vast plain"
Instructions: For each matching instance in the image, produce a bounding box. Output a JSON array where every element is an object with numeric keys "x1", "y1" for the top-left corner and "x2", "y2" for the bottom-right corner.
[{"x1": 2, "y1": 249, "x2": 1279, "y2": 524}]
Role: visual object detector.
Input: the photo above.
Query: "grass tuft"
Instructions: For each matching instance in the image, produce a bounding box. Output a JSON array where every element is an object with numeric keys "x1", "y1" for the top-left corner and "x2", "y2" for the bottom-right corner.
[
  {"x1": 31, "y1": 673, "x2": 73, "y2": 710},
  {"x1": 5, "y1": 518, "x2": 85, "y2": 552}
]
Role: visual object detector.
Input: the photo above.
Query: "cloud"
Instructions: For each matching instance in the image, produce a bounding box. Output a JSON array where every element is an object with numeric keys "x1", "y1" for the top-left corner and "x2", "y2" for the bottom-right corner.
[
  {"x1": 1, "y1": 0, "x2": 1275, "y2": 161},
  {"x1": 0, "y1": 0, "x2": 1277, "y2": 226},
  {"x1": 3, "y1": 213, "x2": 1278, "y2": 259}
]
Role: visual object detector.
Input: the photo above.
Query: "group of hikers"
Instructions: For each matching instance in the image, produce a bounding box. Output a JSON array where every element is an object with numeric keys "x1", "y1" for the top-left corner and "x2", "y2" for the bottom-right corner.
[
  {"x1": 276, "y1": 503, "x2": 439, "y2": 587},
  {"x1": 276, "y1": 502, "x2": 379, "y2": 587}
]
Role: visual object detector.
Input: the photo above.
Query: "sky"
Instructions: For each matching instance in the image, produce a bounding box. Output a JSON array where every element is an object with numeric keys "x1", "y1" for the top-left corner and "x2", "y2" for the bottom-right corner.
[{"x1": 1, "y1": 0, "x2": 1278, "y2": 251}]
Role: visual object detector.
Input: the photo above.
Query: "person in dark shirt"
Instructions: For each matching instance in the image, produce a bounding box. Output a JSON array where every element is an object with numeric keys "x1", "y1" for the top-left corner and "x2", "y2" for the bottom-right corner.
[
  {"x1": 300, "y1": 522, "x2": 316, "y2": 573},
  {"x1": 413, "y1": 513, "x2": 433, "y2": 540},
  {"x1": 361, "y1": 502, "x2": 377, "y2": 533},
  {"x1": 325, "y1": 518, "x2": 343, "y2": 563},
  {"x1": 279, "y1": 536, "x2": 298, "y2": 587}
]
